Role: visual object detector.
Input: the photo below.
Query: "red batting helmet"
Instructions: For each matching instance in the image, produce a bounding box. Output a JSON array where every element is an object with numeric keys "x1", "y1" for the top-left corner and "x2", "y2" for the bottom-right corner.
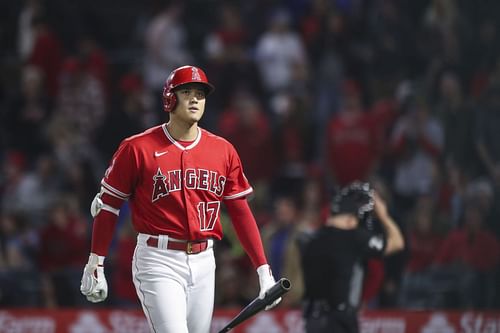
[{"x1": 162, "y1": 65, "x2": 215, "y2": 113}]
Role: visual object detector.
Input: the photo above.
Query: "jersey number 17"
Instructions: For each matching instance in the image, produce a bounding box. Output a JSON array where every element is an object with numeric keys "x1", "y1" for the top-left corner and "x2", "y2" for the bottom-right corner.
[{"x1": 197, "y1": 201, "x2": 220, "y2": 231}]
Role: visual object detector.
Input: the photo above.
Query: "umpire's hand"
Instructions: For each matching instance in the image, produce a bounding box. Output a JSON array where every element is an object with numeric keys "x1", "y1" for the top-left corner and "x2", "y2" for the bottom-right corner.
[{"x1": 80, "y1": 253, "x2": 108, "y2": 302}]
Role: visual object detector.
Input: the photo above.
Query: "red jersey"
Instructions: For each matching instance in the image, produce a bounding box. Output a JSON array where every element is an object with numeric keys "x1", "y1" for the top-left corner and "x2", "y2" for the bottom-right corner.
[
  {"x1": 326, "y1": 114, "x2": 379, "y2": 186},
  {"x1": 101, "y1": 124, "x2": 252, "y2": 240}
]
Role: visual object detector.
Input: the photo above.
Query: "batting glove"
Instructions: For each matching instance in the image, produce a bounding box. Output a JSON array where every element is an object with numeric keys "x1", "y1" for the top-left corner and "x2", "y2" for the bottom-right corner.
[
  {"x1": 80, "y1": 253, "x2": 108, "y2": 303},
  {"x1": 257, "y1": 264, "x2": 281, "y2": 310}
]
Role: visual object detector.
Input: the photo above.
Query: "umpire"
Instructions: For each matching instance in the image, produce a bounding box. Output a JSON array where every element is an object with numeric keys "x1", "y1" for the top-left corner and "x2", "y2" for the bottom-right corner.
[{"x1": 300, "y1": 182, "x2": 404, "y2": 333}]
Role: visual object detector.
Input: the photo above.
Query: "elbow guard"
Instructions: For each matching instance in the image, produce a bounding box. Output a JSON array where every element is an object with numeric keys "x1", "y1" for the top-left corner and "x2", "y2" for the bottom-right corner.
[{"x1": 90, "y1": 188, "x2": 121, "y2": 217}]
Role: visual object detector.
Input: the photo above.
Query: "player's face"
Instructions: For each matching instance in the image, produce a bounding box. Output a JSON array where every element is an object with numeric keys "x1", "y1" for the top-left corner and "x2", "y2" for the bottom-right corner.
[{"x1": 172, "y1": 84, "x2": 206, "y2": 124}]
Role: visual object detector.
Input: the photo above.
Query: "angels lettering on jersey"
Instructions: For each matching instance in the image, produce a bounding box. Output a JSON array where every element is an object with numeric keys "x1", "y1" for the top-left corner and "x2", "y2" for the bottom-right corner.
[{"x1": 152, "y1": 167, "x2": 226, "y2": 202}]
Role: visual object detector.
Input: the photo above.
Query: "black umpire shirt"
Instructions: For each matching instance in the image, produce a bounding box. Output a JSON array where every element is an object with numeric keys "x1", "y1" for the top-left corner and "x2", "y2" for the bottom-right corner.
[{"x1": 301, "y1": 225, "x2": 386, "y2": 310}]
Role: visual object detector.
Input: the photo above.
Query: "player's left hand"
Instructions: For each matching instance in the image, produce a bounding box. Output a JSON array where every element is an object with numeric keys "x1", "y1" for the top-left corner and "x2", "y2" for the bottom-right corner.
[
  {"x1": 80, "y1": 253, "x2": 108, "y2": 303},
  {"x1": 257, "y1": 264, "x2": 281, "y2": 310}
]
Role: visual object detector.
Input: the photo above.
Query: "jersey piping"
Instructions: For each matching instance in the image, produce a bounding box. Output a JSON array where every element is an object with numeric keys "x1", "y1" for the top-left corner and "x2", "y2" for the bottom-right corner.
[
  {"x1": 223, "y1": 187, "x2": 253, "y2": 200},
  {"x1": 161, "y1": 123, "x2": 201, "y2": 151},
  {"x1": 101, "y1": 180, "x2": 130, "y2": 199}
]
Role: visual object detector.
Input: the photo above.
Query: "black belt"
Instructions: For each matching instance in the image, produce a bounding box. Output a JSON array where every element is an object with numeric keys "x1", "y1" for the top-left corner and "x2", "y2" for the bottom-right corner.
[{"x1": 304, "y1": 300, "x2": 356, "y2": 316}]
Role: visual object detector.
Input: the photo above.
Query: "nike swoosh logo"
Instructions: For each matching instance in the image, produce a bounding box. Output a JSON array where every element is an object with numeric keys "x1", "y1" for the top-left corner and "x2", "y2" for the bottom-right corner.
[{"x1": 154, "y1": 151, "x2": 168, "y2": 157}]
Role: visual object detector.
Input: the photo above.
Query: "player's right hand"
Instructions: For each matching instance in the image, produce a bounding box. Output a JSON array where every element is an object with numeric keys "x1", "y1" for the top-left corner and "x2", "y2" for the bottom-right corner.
[
  {"x1": 80, "y1": 253, "x2": 108, "y2": 303},
  {"x1": 257, "y1": 264, "x2": 281, "y2": 310}
]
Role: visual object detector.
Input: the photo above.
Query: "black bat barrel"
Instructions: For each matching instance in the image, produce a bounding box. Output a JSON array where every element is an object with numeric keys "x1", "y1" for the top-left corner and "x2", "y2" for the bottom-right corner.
[
  {"x1": 218, "y1": 278, "x2": 291, "y2": 333},
  {"x1": 265, "y1": 278, "x2": 291, "y2": 302}
]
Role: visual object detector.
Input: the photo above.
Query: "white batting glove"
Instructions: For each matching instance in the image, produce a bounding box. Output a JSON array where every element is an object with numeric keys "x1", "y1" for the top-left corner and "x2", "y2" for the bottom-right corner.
[
  {"x1": 80, "y1": 253, "x2": 108, "y2": 303},
  {"x1": 257, "y1": 264, "x2": 281, "y2": 310}
]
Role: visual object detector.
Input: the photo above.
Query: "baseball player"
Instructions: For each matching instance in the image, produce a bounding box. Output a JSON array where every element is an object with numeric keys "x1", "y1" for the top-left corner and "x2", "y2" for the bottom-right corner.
[{"x1": 80, "y1": 65, "x2": 280, "y2": 333}]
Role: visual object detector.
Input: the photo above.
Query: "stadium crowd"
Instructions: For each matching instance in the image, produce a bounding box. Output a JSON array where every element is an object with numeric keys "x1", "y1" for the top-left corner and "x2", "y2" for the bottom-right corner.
[{"x1": 1, "y1": 0, "x2": 500, "y2": 310}]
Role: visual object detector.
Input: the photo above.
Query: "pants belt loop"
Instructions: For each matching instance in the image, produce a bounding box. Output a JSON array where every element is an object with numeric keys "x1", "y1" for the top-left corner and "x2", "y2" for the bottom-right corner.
[
  {"x1": 137, "y1": 233, "x2": 148, "y2": 246},
  {"x1": 158, "y1": 235, "x2": 168, "y2": 249}
]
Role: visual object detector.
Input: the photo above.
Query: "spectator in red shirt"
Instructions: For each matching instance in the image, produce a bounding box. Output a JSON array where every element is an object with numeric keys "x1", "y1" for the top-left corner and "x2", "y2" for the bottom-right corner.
[
  {"x1": 435, "y1": 204, "x2": 499, "y2": 272},
  {"x1": 76, "y1": 35, "x2": 111, "y2": 99},
  {"x1": 325, "y1": 80, "x2": 381, "y2": 187},
  {"x1": 38, "y1": 200, "x2": 88, "y2": 307},
  {"x1": 398, "y1": 195, "x2": 444, "y2": 308},
  {"x1": 217, "y1": 90, "x2": 275, "y2": 184},
  {"x1": 432, "y1": 200, "x2": 500, "y2": 308},
  {"x1": 28, "y1": 14, "x2": 63, "y2": 99},
  {"x1": 407, "y1": 196, "x2": 444, "y2": 273}
]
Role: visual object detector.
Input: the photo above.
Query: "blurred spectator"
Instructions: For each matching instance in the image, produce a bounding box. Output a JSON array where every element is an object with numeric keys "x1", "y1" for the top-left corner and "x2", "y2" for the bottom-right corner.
[
  {"x1": 76, "y1": 35, "x2": 111, "y2": 99},
  {"x1": 390, "y1": 98, "x2": 444, "y2": 215},
  {"x1": 217, "y1": 90, "x2": 275, "y2": 185},
  {"x1": 204, "y1": 3, "x2": 258, "y2": 106},
  {"x1": 421, "y1": 0, "x2": 465, "y2": 71},
  {"x1": 325, "y1": 80, "x2": 381, "y2": 187},
  {"x1": 422, "y1": 0, "x2": 460, "y2": 41},
  {"x1": 61, "y1": 158, "x2": 99, "y2": 216},
  {"x1": 255, "y1": 8, "x2": 308, "y2": 97},
  {"x1": 261, "y1": 195, "x2": 304, "y2": 307},
  {"x1": 436, "y1": 162, "x2": 467, "y2": 227},
  {"x1": 270, "y1": 93, "x2": 315, "y2": 198},
  {"x1": 38, "y1": 200, "x2": 88, "y2": 307},
  {"x1": 296, "y1": 174, "x2": 328, "y2": 238},
  {"x1": 368, "y1": 0, "x2": 413, "y2": 79},
  {"x1": 53, "y1": 56, "x2": 106, "y2": 144},
  {"x1": 432, "y1": 201, "x2": 500, "y2": 309},
  {"x1": 1, "y1": 151, "x2": 28, "y2": 215},
  {"x1": 398, "y1": 195, "x2": 444, "y2": 308},
  {"x1": 205, "y1": 4, "x2": 248, "y2": 66},
  {"x1": 467, "y1": 19, "x2": 499, "y2": 98},
  {"x1": 5, "y1": 154, "x2": 62, "y2": 227},
  {"x1": 308, "y1": 10, "x2": 345, "y2": 152},
  {"x1": 97, "y1": 72, "x2": 156, "y2": 160},
  {"x1": 298, "y1": 0, "x2": 332, "y2": 64},
  {"x1": 436, "y1": 71, "x2": 479, "y2": 178},
  {"x1": 0, "y1": 213, "x2": 40, "y2": 306},
  {"x1": 367, "y1": 92, "x2": 401, "y2": 181},
  {"x1": 17, "y1": 0, "x2": 42, "y2": 61},
  {"x1": 142, "y1": 1, "x2": 192, "y2": 93},
  {"x1": 0, "y1": 213, "x2": 38, "y2": 270},
  {"x1": 45, "y1": 56, "x2": 107, "y2": 179},
  {"x1": 463, "y1": 178, "x2": 498, "y2": 236},
  {"x1": 3, "y1": 65, "x2": 51, "y2": 158},
  {"x1": 27, "y1": 12, "x2": 63, "y2": 98}
]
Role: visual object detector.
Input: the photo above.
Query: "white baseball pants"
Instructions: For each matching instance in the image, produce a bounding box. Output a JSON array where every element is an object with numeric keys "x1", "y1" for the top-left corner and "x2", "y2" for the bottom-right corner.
[{"x1": 132, "y1": 233, "x2": 216, "y2": 333}]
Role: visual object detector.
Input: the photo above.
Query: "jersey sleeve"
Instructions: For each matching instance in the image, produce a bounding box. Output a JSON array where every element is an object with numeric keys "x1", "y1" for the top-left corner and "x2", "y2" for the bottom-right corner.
[
  {"x1": 225, "y1": 198, "x2": 267, "y2": 268},
  {"x1": 101, "y1": 140, "x2": 139, "y2": 200},
  {"x1": 223, "y1": 144, "x2": 253, "y2": 200}
]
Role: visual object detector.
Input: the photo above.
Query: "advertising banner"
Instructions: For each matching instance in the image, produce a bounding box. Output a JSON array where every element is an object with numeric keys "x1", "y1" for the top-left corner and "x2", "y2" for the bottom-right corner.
[{"x1": 0, "y1": 309, "x2": 499, "y2": 333}]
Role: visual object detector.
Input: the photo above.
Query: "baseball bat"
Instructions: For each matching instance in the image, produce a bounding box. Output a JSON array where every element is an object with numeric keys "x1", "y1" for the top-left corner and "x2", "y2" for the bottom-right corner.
[{"x1": 217, "y1": 278, "x2": 291, "y2": 333}]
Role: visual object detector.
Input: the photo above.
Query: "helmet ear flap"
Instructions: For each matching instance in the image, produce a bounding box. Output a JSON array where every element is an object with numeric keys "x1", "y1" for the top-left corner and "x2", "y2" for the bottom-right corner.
[{"x1": 163, "y1": 91, "x2": 177, "y2": 113}]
